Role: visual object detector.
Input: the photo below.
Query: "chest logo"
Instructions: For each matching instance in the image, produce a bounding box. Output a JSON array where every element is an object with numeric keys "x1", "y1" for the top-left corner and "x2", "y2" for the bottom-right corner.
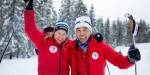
[
  {"x1": 49, "y1": 45, "x2": 57, "y2": 53},
  {"x1": 92, "y1": 51, "x2": 99, "y2": 60}
]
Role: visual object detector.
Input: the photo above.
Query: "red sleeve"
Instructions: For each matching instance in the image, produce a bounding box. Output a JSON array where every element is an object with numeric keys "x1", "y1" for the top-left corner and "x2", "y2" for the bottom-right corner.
[
  {"x1": 24, "y1": 10, "x2": 43, "y2": 47},
  {"x1": 102, "y1": 43, "x2": 133, "y2": 69}
]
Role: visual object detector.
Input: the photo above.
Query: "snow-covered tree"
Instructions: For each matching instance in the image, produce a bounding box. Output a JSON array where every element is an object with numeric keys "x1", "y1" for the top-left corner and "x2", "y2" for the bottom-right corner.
[
  {"x1": 147, "y1": 24, "x2": 150, "y2": 42},
  {"x1": 89, "y1": 4, "x2": 96, "y2": 28},
  {"x1": 116, "y1": 18, "x2": 123, "y2": 45},
  {"x1": 0, "y1": 0, "x2": 35, "y2": 61},
  {"x1": 122, "y1": 21, "x2": 129, "y2": 46},
  {"x1": 74, "y1": 0, "x2": 88, "y2": 17},
  {"x1": 94, "y1": 17, "x2": 104, "y2": 35},
  {"x1": 104, "y1": 18, "x2": 110, "y2": 43},
  {"x1": 35, "y1": 0, "x2": 57, "y2": 29},
  {"x1": 137, "y1": 19, "x2": 148, "y2": 43},
  {"x1": 111, "y1": 20, "x2": 118, "y2": 46}
]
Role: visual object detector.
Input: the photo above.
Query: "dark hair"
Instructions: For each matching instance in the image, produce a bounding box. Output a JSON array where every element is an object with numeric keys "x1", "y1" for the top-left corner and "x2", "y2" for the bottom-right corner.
[{"x1": 44, "y1": 27, "x2": 55, "y2": 33}]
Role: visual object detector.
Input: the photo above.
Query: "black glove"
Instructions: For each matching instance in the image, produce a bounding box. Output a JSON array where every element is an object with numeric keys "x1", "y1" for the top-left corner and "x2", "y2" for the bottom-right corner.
[
  {"x1": 128, "y1": 44, "x2": 141, "y2": 63},
  {"x1": 24, "y1": 0, "x2": 29, "y2": 3},
  {"x1": 93, "y1": 33, "x2": 103, "y2": 42},
  {"x1": 35, "y1": 48, "x2": 38, "y2": 55},
  {"x1": 24, "y1": 0, "x2": 33, "y2": 10}
]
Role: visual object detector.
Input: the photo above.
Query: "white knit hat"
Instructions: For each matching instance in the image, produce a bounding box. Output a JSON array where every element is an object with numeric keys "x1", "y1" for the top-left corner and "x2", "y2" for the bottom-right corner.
[{"x1": 74, "y1": 16, "x2": 92, "y2": 32}]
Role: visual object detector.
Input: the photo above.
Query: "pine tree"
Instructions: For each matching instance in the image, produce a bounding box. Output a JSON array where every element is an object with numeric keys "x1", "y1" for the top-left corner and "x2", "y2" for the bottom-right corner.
[
  {"x1": 137, "y1": 19, "x2": 148, "y2": 43},
  {"x1": 122, "y1": 21, "x2": 129, "y2": 46},
  {"x1": 111, "y1": 20, "x2": 117, "y2": 46},
  {"x1": 104, "y1": 18, "x2": 110, "y2": 43},
  {"x1": 74, "y1": 0, "x2": 88, "y2": 17},
  {"x1": 89, "y1": 4, "x2": 96, "y2": 28},
  {"x1": 0, "y1": 0, "x2": 4, "y2": 33},
  {"x1": 116, "y1": 18, "x2": 123, "y2": 45},
  {"x1": 35, "y1": 0, "x2": 57, "y2": 29},
  {"x1": 147, "y1": 24, "x2": 150, "y2": 42},
  {"x1": 59, "y1": 0, "x2": 72, "y2": 22},
  {"x1": 0, "y1": 0, "x2": 5, "y2": 52},
  {"x1": 0, "y1": 0, "x2": 36, "y2": 61},
  {"x1": 95, "y1": 17, "x2": 104, "y2": 35}
]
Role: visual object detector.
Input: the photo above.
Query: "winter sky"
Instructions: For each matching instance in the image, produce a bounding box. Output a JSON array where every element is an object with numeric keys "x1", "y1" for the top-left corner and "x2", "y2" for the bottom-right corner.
[{"x1": 54, "y1": 0, "x2": 150, "y2": 23}]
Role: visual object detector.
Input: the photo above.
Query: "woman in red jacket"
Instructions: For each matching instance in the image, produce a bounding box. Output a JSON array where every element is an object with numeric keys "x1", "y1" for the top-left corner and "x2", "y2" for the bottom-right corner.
[
  {"x1": 24, "y1": 0, "x2": 76, "y2": 75},
  {"x1": 73, "y1": 16, "x2": 141, "y2": 75}
]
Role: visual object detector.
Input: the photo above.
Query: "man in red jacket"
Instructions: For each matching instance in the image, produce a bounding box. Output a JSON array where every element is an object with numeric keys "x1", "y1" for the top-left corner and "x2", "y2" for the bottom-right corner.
[
  {"x1": 24, "y1": 0, "x2": 76, "y2": 75},
  {"x1": 73, "y1": 16, "x2": 141, "y2": 75}
]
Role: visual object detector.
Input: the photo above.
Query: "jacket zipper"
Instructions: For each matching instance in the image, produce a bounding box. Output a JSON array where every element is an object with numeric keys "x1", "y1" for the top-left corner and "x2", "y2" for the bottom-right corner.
[{"x1": 58, "y1": 45, "x2": 62, "y2": 75}]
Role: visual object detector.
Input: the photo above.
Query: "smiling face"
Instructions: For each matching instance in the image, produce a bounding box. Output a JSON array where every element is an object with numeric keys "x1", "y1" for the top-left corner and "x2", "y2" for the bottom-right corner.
[
  {"x1": 54, "y1": 29, "x2": 67, "y2": 44},
  {"x1": 75, "y1": 27, "x2": 91, "y2": 43}
]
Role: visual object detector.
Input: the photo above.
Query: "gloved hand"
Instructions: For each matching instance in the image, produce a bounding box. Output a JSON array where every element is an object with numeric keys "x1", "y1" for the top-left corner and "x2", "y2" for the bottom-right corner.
[
  {"x1": 24, "y1": 0, "x2": 33, "y2": 10},
  {"x1": 24, "y1": 0, "x2": 29, "y2": 3},
  {"x1": 93, "y1": 33, "x2": 103, "y2": 42},
  {"x1": 128, "y1": 44, "x2": 141, "y2": 63}
]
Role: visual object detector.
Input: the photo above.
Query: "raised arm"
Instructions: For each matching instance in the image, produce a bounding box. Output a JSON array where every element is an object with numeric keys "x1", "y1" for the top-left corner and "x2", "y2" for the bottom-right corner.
[{"x1": 24, "y1": 0, "x2": 43, "y2": 47}]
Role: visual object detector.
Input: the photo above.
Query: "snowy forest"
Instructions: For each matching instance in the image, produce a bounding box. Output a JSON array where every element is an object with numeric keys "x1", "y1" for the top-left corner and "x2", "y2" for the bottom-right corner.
[{"x1": 0, "y1": 0, "x2": 150, "y2": 62}]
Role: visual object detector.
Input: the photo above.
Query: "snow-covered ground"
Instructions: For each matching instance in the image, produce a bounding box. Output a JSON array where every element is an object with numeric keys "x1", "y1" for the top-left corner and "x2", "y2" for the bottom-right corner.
[
  {"x1": 106, "y1": 43, "x2": 150, "y2": 75},
  {"x1": 0, "y1": 56, "x2": 38, "y2": 75},
  {"x1": 0, "y1": 43, "x2": 150, "y2": 75}
]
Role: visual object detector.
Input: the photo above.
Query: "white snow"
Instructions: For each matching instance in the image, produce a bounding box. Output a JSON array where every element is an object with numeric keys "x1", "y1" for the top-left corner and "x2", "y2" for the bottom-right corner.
[
  {"x1": 0, "y1": 56, "x2": 38, "y2": 75},
  {"x1": 106, "y1": 43, "x2": 150, "y2": 75},
  {"x1": 0, "y1": 43, "x2": 150, "y2": 75}
]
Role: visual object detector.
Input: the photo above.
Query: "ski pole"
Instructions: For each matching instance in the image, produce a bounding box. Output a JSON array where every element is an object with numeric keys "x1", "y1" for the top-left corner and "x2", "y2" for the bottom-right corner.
[
  {"x1": 0, "y1": 31, "x2": 15, "y2": 63},
  {"x1": 125, "y1": 13, "x2": 139, "y2": 75},
  {"x1": 132, "y1": 31, "x2": 138, "y2": 75},
  {"x1": 106, "y1": 62, "x2": 111, "y2": 75}
]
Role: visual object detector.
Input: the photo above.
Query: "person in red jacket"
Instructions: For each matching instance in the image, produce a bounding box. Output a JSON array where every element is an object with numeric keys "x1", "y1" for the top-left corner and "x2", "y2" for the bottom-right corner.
[
  {"x1": 73, "y1": 16, "x2": 141, "y2": 75},
  {"x1": 34, "y1": 26, "x2": 55, "y2": 55},
  {"x1": 24, "y1": 0, "x2": 76, "y2": 75},
  {"x1": 43, "y1": 26, "x2": 55, "y2": 40}
]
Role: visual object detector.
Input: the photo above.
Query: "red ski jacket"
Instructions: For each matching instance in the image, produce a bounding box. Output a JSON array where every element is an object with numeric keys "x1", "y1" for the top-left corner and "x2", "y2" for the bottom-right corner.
[
  {"x1": 73, "y1": 36, "x2": 133, "y2": 75},
  {"x1": 24, "y1": 10, "x2": 76, "y2": 75}
]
